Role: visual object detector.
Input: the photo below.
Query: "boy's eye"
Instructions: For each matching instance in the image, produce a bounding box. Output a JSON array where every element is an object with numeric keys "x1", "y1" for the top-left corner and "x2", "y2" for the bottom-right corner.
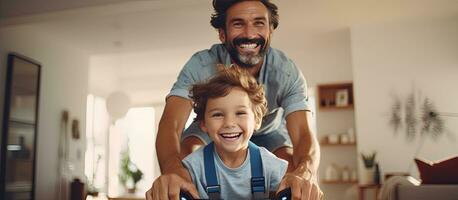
[
  {"x1": 236, "y1": 111, "x2": 247, "y2": 115},
  {"x1": 211, "y1": 113, "x2": 223, "y2": 117}
]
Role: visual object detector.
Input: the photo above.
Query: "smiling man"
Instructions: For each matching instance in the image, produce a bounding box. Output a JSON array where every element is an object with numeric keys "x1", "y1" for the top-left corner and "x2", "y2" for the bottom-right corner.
[{"x1": 147, "y1": 0, "x2": 322, "y2": 200}]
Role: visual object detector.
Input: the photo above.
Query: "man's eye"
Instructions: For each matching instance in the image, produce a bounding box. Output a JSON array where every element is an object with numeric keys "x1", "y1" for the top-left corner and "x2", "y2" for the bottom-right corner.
[
  {"x1": 254, "y1": 21, "x2": 265, "y2": 26},
  {"x1": 233, "y1": 22, "x2": 243, "y2": 27}
]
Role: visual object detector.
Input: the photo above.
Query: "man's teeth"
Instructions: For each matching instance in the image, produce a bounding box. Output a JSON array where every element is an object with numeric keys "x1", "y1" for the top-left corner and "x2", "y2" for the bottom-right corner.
[{"x1": 239, "y1": 43, "x2": 258, "y2": 49}]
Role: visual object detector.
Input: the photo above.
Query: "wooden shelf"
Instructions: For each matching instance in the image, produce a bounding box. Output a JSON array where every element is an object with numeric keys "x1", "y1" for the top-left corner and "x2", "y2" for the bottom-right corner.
[
  {"x1": 9, "y1": 119, "x2": 35, "y2": 128},
  {"x1": 317, "y1": 82, "x2": 354, "y2": 110},
  {"x1": 321, "y1": 180, "x2": 358, "y2": 184},
  {"x1": 320, "y1": 141, "x2": 356, "y2": 146},
  {"x1": 319, "y1": 105, "x2": 354, "y2": 110}
]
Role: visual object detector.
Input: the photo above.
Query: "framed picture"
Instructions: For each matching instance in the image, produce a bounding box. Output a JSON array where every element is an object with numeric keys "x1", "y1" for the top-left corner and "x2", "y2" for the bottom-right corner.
[{"x1": 335, "y1": 89, "x2": 349, "y2": 107}]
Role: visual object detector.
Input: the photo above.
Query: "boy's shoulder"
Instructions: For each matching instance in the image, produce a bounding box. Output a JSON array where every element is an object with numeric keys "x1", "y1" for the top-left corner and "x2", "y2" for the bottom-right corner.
[
  {"x1": 258, "y1": 146, "x2": 288, "y2": 166},
  {"x1": 182, "y1": 146, "x2": 205, "y2": 166}
]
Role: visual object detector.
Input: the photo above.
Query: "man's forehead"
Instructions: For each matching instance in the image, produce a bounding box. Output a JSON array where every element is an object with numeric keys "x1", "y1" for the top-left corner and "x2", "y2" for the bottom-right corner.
[{"x1": 226, "y1": 1, "x2": 269, "y2": 20}]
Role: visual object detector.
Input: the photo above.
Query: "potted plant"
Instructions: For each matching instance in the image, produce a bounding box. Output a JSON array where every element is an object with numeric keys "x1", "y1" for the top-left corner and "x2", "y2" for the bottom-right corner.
[
  {"x1": 360, "y1": 152, "x2": 376, "y2": 185},
  {"x1": 119, "y1": 150, "x2": 143, "y2": 193}
]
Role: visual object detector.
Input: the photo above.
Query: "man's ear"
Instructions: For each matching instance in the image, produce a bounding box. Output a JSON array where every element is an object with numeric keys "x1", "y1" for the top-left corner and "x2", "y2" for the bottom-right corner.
[
  {"x1": 199, "y1": 120, "x2": 208, "y2": 133},
  {"x1": 218, "y1": 28, "x2": 226, "y2": 44}
]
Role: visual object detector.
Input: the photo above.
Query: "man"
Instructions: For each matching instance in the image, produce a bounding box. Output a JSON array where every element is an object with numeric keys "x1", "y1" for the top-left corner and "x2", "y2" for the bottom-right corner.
[{"x1": 146, "y1": 0, "x2": 322, "y2": 199}]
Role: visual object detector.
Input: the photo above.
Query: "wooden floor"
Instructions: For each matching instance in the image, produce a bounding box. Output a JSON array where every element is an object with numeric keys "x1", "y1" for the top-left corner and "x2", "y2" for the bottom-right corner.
[{"x1": 86, "y1": 193, "x2": 145, "y2": 200}]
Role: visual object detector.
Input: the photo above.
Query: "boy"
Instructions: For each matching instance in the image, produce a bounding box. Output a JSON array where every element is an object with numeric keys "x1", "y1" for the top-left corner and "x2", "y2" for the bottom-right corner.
[{"x1": 182, "y1": 66, "x2": 288, "y2": 199}]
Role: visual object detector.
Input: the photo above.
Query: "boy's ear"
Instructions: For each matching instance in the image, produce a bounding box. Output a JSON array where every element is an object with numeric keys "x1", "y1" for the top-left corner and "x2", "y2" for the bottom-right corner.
[
  {"x1": 254, "y1": 118, "x2": 262, "y2": 130},
  {"x1": 199, "y1": 120, "x2": 208, "y2": 132},
  {"x1": 255, "y1": 122, "x2": 261, "y2": 130}
]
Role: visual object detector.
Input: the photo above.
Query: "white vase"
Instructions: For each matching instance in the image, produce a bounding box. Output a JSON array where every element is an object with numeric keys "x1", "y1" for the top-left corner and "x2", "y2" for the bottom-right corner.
[
  {"x1": 325, "y1": 164, "x2": 340, "y2": 181},
  {"x1": 359, "y1": 167, "x2": 375, "y2": 185}
]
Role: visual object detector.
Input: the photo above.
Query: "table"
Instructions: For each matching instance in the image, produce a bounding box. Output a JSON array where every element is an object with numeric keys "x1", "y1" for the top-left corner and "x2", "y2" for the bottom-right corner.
[{"x1": 358, "y1": 184, "x2": 380, "y2": 200}]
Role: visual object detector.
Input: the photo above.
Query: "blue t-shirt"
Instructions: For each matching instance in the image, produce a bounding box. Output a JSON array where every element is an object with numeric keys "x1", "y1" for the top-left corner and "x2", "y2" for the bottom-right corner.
[
  {"x1": 168, "y1": 44, "x2": 310, "y2": 136},
  {"x1": 182, "y1": 145, "x2": 288, "y2": 199}
]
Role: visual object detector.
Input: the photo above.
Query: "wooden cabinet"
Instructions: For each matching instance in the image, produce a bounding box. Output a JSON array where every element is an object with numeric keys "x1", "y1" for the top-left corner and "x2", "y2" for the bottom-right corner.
[{"x1": 317, "y1": 83, "x2": 354, "y2": 110}]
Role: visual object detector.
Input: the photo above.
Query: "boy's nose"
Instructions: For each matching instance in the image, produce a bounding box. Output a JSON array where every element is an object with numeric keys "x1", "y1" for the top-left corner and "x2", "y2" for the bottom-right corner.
[{"x1": 223, "y1": 116, "x2": 236, "y2": 128}]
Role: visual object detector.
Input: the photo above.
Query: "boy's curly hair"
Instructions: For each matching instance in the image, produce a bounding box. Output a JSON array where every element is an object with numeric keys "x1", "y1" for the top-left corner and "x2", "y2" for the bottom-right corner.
[{"x1": 189, "y1": 65, "x2": 267, "y2": 127}]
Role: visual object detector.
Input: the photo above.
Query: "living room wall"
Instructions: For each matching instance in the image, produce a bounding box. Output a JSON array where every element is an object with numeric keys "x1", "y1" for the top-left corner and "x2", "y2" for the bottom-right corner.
[
  {"x1": 0, "y1": 24, "x2": 89, "y2": 199},
  {"x1": 351, "y1": 15, "x2": 458, "y2": 179}
]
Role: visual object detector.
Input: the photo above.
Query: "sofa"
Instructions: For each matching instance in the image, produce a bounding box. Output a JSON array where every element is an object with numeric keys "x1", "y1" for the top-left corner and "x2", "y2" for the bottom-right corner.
[
  {"x1": 380, "y1": 175, "x2": 458, "y2": 200},
  {"x1": 396, "y1": 184, "x2": 458, "y2": 200}
]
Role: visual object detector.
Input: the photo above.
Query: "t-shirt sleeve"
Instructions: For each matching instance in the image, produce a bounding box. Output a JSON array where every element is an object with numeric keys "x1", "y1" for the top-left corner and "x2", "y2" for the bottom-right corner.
[
  {"x1": 167, "y1": 54, "x2": 202, "y2": 100},
  {"x1": 269, "y1": 158, "x2": 288, "y2": 192},
  {"x1": 280, "y1": 61, "x2": 311, "y2": 116},
  {"x1": 260, "y1": 148, "x2": 288, "y2": 192},
  {"x1": 182, "y1": 156, "x2": 198, "y2": 185}
]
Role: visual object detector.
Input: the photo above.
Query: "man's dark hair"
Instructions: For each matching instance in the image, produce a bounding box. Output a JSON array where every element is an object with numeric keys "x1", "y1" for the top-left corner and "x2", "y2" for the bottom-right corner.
[{"x1": 210, "y1": 0, "x2": 279, "y2": 30}]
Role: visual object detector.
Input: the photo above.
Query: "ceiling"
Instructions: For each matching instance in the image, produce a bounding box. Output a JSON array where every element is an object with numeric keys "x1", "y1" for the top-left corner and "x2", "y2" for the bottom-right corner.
[
  {"x1": 2, "y1": 0, "x2": 458, "y2": 54},
  {"x1": 1, "y1": 0, "x2": 457, "y2": 105},
  {"x1": 0, "y1": 0, "x2": 131, "y2": 19}
]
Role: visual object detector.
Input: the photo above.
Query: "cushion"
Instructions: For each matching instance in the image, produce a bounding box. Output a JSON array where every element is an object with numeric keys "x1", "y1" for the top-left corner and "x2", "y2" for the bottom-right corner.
[{"x1": 415, "y1": 156, "x2": 458, "y2": 184}]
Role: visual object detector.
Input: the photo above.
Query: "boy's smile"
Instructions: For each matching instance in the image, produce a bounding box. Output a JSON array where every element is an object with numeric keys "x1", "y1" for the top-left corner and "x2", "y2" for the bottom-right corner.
[{"x1": 219, "y1": 126, "x2": 243, "y2": 141}]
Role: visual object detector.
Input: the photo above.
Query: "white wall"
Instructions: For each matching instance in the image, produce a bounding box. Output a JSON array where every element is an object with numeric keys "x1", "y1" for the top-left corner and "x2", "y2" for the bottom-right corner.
[
  {"x1": 351, "y1": 15, "x2": 458, "y2": 179},
  {"x1": 0, "y1": 24, "x2": 89, "y2": 199},
  {"x1": 276, "y1": 28, "x2": 354, "y2": 86}
]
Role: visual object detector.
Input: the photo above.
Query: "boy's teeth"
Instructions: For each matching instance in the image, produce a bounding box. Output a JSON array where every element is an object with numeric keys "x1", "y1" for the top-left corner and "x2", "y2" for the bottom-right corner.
[{"x1": 222, "y1": 133, "x2": 239, "y2": 137}]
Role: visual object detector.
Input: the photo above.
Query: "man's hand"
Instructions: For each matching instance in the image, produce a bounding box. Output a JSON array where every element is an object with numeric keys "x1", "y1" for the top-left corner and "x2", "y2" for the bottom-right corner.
[
  {"x1": 277, "y1": 172, "x2": 323, "y2": 200},
  {"x1": 280, "y1": 110, "x2": 322, "y2": 199},
  {"x1": 146, "y1": 173, "x2": 199, "y2": 200},
  {"x1": 149, "y1": 96, "x2": 195, "y2": 199}
]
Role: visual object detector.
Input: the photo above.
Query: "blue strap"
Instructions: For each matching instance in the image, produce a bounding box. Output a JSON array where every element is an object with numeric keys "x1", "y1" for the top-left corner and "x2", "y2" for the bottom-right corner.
[
  {"x1": 203, "y1": 142, "x2": 220, "y2": 198},
  {"x1": 203, "y1": 142, "x2": 266, "y2": 198},
  {"x1": 248, "y1": 141, "x2": 266, "y2": 195}
]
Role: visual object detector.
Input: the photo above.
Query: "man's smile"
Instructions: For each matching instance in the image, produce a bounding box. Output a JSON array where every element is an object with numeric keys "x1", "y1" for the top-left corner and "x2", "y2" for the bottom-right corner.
[{"x1": 233, "y1": 37, "x2": 265, "y2": 54}]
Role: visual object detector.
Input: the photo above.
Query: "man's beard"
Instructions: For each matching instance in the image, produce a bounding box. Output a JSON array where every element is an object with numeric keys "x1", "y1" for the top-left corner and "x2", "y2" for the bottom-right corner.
[{"x1": 225, "y1": 36, "x2": 269, "y2": 68}]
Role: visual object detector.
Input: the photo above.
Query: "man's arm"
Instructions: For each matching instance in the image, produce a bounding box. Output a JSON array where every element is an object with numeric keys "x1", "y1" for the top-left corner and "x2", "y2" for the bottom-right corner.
[
  {"x1": 156, "y1": 96, "x2": 193, "y2": 179},
  {"x1": 277, "y1": 110, "x2": 322, "y2": 200},
  {"x1": 146, "y1": 96, "x2": 200, "y2": 200},
  {"x1": 285, "y1": 110, "x2": 320, "y2": 177}
]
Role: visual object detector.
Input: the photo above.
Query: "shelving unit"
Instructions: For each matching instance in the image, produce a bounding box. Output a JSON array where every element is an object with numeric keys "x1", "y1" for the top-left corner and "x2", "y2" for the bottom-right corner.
[
  {"x1": 316, "y1": 82, "x2": 358, "y2": 199},
  {"x1": 320, "y1": 141, "x2": 356, "y2": 147},
  {"x1": 317, "y1": 83, "x2": 353, "y2": 110},
  {"x1": 321, "y1": 180, "x2": 358, "y2": 185}
]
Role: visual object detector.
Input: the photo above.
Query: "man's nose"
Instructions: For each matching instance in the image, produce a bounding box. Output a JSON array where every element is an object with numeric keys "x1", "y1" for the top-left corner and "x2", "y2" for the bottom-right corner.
[{"x1": 243, "y1": 24, "x2": 258, "y2": 39}]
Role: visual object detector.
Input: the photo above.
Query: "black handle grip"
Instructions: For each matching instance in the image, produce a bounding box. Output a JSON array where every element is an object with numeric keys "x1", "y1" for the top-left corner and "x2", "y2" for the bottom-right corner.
[
  {"x1": 180, "y1": 191, "x2": 194, "y2": 200},
  {"x1": 275, "y1": 187, "x2": 291, "y2": 200}
]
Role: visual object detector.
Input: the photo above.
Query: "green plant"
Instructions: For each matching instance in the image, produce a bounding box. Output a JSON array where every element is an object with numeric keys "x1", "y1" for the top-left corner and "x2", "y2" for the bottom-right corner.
[
  {"x1": 361, "y1": 152, "x2": 376, "y2": 168},
  {"x1": 119, "y1": 150, "x2": 143, "y2": 190}
]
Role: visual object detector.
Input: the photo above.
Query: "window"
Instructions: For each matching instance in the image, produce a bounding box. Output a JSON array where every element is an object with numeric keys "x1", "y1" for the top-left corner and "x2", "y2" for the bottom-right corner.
[{"x1": 85, "y1": 95, "x2": 157, "y2": 197}]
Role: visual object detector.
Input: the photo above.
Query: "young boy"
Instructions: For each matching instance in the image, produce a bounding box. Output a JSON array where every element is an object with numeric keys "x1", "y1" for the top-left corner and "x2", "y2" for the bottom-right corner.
[{"x1": 182, "y1": 66, "x2": 288, "y2": 199}]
